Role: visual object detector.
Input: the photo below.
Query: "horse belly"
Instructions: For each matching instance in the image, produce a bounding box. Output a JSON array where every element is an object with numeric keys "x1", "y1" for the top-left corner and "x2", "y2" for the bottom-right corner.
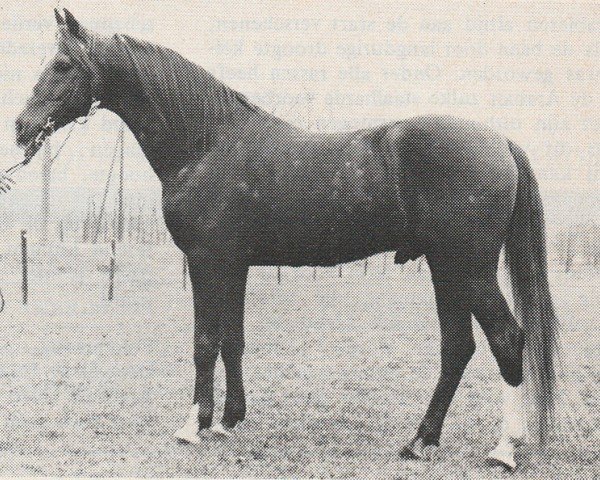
[
  {"x1": 247, "y1": 142, "x2": 406, "y2": 266},
  {"x1": 250, "y1": 206, "x2": 401, "y2": 267}
]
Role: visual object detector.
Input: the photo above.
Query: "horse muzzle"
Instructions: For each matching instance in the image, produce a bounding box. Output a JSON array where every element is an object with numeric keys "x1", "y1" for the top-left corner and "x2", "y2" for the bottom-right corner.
[{"x1": 15, "y1": 116, "x2": 55, "y2": 161}]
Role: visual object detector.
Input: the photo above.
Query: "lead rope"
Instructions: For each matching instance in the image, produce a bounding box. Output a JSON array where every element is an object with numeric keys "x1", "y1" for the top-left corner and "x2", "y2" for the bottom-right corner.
[
  {"x1": 3, "y1": 98, "x2": 101, "y2": 176},
  {"x1": 0, "y1": 98, "x2": 101, "y2": 313}
]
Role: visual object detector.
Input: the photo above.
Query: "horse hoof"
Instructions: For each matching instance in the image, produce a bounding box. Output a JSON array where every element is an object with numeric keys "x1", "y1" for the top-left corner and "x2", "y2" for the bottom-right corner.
[
  {"x1": 174, "y1": 427, "x2": 201, "y2": 445},
  {"x1": 400, "y1": 437, "x2": 436, "y2": 460},
  {"x1": 210, "y1": 423, "x2": 233, "y2": 437},
  {"x1": 487, "y1": 447, "x2": 517, "y2": 471},
  {"x1": 400, "y1": 446, "x2": 422, "y2": 460}
]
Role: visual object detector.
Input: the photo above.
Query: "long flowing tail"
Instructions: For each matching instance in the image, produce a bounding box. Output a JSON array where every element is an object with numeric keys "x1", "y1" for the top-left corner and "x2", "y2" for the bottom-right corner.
[{"x1": 505, "y1": 140, "x2": 560, "y2": 443}]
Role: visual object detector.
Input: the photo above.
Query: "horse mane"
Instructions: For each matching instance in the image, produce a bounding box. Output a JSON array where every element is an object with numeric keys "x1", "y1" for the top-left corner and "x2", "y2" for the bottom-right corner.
[{"x1": 98, "y1": 33, "x2": 263, "y2": 152}]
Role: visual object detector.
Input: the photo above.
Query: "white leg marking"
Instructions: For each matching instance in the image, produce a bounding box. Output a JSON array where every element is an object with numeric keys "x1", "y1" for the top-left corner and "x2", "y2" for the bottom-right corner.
[
  {"x1": 501, "y1": 382, "x2": 525, "y2": 441},
  {"x1": 174, "y1": 404, "x2": 202, "y2": 444},
  {"x1": 210, "y1": 422, "x2": 233, "y2": 437},
  {"x1": 488, "y1": 383, "x2": 525, "y2": 471}
]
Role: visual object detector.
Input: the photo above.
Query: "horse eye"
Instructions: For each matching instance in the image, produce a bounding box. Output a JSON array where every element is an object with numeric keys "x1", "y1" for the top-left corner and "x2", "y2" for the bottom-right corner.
[{"x1": 54, "y1": 60, "x2": 72, "y2": 72}]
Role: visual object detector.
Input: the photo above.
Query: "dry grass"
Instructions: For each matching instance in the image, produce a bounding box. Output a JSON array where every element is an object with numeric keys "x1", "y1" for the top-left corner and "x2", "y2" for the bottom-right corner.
[{"x1": 0, "y1": 244, "x2": 597, "y2": 478}]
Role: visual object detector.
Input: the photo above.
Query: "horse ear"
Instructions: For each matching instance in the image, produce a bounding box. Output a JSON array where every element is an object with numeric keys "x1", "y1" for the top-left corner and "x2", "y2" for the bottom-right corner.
[
  {"x1": 63, "y1": 8, "x2": 86, "y2": 40},
  {"x1": 54, "y1": 8, "x2": 65, "y2": 25}
]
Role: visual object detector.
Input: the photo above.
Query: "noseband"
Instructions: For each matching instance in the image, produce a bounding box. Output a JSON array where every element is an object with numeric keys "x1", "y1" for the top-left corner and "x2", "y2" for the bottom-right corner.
[{"x1": 5, "y1": 97, "x2": 101, "y2": 175}]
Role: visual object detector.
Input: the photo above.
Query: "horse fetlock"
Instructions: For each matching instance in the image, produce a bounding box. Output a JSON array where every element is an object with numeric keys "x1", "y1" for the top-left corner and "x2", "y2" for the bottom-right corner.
[
  {"x1": 197, "y1": 415, "x2": 213, "y2": 430},
  {"x1": 501, "y1": 364, "x2": 523, "y2": 387},
  {"x1": 222, "y1": 407, "x2": 246, "y2": 429},
  {"x1": 174, "y1": 404, "x2": 202, "y2": 444}
]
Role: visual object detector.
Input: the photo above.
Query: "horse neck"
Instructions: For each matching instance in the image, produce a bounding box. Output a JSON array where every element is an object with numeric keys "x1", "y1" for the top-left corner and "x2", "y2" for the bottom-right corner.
[{"x1": 96, "y1": 35, "x2": 257, "y2": 180}]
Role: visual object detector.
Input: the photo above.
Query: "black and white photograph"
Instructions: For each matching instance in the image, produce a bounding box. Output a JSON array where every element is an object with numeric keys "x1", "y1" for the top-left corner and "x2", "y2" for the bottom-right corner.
[{"x1": 0, "y1": 1, "x2": 598, "y2": 478}]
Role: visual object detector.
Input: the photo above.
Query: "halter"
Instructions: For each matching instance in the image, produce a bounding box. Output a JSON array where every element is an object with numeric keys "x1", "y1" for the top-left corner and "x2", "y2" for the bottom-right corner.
[
  {"x1": 4, "y1": 97, "x2": 101, "y2": 176},
  {"x1": 4, "y1": 32, "x2": 103, "y2": 176}
]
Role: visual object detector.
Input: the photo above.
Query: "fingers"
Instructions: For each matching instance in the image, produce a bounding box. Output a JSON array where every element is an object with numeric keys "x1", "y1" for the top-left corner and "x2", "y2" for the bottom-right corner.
[{"x1": 0, "y1": 174, "x2": 15, "y2": 193}]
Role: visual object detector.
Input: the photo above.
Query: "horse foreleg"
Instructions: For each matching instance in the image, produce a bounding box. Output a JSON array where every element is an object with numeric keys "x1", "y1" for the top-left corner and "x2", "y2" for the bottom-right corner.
[
  {"x1": 213, "y1": 267, "x2": 248, "y2": 435},
  {"x1": 401, "y1": 270, "x2": 475, "y2": 459},
  {"x1": 175, "y1": 258, "x2": 245, "y2": 444}
]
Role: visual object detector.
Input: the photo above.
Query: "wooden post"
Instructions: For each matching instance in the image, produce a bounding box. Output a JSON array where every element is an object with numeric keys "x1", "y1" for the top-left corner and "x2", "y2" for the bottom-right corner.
[
  {"x1": 108, "y1": 239, "x2": 116, "y2": 301},
  {"x1": 21, "y1": 230, "x2": 28, "y2": 305},
  {"x1": 277, "y1": 266, "x2": 281, "y2": 284},
  {"x1": 338, "y1": 264, "x2": 343, "y2": 278},
  {"x1": 182, "y1": 254, "x2": 188, "y2": 290},
  {"x1": 364, "y1": 258, "x2": 369, "y2": 276}
]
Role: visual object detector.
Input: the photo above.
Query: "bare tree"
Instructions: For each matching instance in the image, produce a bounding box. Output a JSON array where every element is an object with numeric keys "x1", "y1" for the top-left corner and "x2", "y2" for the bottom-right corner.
[{"x1": 555, "y1": 228, "x2": 576, "y2": 273}]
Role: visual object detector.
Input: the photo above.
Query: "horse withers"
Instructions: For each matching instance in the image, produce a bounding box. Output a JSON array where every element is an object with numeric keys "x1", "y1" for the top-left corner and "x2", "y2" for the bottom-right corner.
[{"x1": 14, "y1": 8, "x2": 560, "y2": 471}]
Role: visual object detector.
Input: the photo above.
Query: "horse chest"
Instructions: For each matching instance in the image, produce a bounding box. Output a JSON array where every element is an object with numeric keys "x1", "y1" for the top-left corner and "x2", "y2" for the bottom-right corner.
[{"x1": 161, "y1": 161, "x2": 240, "y2": 249}]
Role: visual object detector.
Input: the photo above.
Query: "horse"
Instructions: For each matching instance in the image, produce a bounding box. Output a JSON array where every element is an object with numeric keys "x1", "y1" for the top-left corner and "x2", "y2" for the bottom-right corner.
[{"x1": 15, "y1": 9, "x2": 560, "y2": 470}]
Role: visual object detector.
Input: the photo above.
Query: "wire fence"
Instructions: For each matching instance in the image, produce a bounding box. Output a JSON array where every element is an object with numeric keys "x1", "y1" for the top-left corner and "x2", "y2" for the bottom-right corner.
[
  {"x1": 0, "y1": 232, "x2": 434, "y2": 307},
  {"x1": 0, "y1": 225, "x2": 598, "y2": 309}
]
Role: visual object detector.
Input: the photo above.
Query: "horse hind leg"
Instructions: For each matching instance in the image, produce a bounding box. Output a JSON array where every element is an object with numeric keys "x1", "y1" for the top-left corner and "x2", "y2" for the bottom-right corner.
[
  {"x1": 470, "y1": 276, "x2": 525, "y2": 470},
  {"x1": 401, "y1": 261, "x2": 476, "y2": 459}
]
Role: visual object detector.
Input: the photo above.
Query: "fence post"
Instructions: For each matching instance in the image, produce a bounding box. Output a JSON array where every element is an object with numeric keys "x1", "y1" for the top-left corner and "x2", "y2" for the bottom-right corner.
[
  {"x1": 21, "y1": 230, "x2": 28, "y2": 305},
  {"x1": 364, "y1": 258, "x2": 369, "y2": 276},
  {"x1": 277, "y1": 266, "x2": 281, "y2": 284},
  {"x1": 108, "y1": 239, "x2": 116, "y2": 301},
  {"x1": 338, "y1": 264, "x2": 343, "y2": 278},
  {"x1": 182, "y1": 254, "x2": 188, "y2": 290}
]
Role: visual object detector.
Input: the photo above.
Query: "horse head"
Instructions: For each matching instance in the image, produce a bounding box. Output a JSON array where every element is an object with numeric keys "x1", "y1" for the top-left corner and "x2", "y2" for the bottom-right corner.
[{"x1": 15, "y1": 9, "x2": 101, "y2": 160}]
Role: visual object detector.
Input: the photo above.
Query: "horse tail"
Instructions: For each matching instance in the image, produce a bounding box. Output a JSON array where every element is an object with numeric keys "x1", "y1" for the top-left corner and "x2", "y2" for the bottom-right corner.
[{"x1": 505, "y1": 139, "x2": 560, "y2": 443}]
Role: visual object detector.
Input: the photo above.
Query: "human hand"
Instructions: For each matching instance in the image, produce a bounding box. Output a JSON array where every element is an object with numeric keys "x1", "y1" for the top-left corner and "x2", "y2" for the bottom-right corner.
[{"x1": 0, "y1": 172, "x2": 15, "y2": 193}]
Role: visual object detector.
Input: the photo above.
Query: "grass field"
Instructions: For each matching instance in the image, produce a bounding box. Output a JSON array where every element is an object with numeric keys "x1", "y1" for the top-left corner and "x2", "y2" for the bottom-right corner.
[{"x1": 0, "y1": 244, "x2": 597, "y2": 478}]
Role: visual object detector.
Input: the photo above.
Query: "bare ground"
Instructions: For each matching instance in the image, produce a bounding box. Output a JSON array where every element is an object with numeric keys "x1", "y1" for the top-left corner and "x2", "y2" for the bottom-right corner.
[{"x1": 0, "y1": 244, "x2": 597, "y2": 478}]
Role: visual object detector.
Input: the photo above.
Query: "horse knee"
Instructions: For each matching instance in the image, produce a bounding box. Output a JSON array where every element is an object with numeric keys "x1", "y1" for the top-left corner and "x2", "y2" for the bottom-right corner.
[{"x1": 194, "y1": 333, "x2": 220, "y2": 369}]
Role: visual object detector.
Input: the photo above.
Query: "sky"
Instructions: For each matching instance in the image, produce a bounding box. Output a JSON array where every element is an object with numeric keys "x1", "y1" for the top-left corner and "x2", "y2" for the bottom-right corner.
[{"x1": 0, "y1": 0, "x2": 598, "y2": 236}]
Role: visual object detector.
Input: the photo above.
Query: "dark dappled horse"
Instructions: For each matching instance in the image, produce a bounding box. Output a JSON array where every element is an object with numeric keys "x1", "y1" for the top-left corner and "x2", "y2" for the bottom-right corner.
[{"x1": 15, "y1": 9, "x2": 560, "y2": 470}]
